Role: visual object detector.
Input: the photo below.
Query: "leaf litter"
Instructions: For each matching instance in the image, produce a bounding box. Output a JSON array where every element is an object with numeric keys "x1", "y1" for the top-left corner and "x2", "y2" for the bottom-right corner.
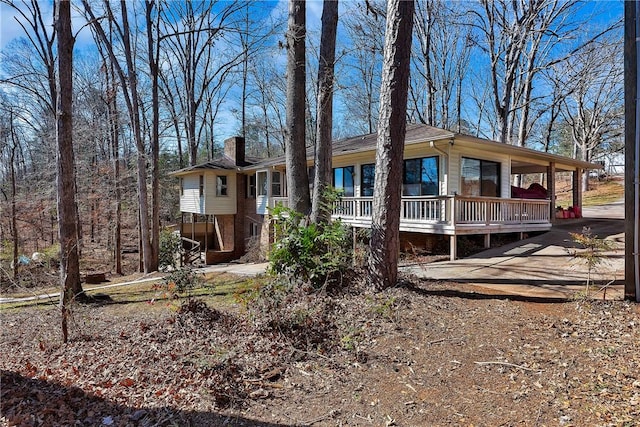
[{"x1": 1, "y1": 278, "x2": 639, "y2": 426}]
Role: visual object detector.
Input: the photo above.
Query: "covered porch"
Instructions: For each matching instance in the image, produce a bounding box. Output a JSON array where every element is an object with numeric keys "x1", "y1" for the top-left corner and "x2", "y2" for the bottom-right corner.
[
  {"x1": 271, "y1": 194, "x2": 552, "y2": 260},
  {"x1": 179, "y1": 213, "x2": 237, "y2": 264}
]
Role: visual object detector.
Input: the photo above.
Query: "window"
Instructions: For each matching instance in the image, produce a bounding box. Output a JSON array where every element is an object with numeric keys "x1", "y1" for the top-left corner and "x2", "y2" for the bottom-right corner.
[
  {"x1": 180, "y1": 178, "x2": 184, "y2": 196},
  {"x1": 403, "y1": 157, "x2": 439, "y2": 196},
  {"x1": 199, "y1": 175, "x2": 204, "y2": 197},
  {"x1": 361, "y1": 163, "x2": 375, "y2": 196},
  {"x1": 271, "y1": 171, "x2": 282, "y2": 196},
  {"x1": 257, "y1": 171, "x2": 268, "y2": 196},
  {"x1": 461, "y1": 157, "x2": 500, "y2": 197},
  {"x1": 333, "y1": 166, "x2": 355, "y2": 196},
  {"x1": 216, "y1": 175, "x2": 228, "y2": 196},
  {"x1": 248, "y1": 174, "x2": 256, "y2": 198}
]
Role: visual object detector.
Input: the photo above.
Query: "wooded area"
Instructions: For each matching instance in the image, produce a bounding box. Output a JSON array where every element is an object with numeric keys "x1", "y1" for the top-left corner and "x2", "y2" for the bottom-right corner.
[{"x1": 0, "y1": 0, "x2": 624, "y2": 289}]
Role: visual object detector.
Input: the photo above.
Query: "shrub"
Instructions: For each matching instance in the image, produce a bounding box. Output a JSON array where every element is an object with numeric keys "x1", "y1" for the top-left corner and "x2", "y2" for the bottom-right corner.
[
  {"x1": 569, "y1": 226, "x2": 616, "y2": 298},
  {"x1": 156, "y1": 267, "x2": 202, "y2": 298},
  {"x1": 159, "y1": 229, "x2": 182, "y2": 271},
  {"x1": 268, "y1": 202, "x2": 353, "y2": 289}
]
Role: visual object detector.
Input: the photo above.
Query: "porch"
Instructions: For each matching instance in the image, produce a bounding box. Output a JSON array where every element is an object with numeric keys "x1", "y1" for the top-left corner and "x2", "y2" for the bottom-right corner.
[
  {"x1": 271, "y1": 195, "x2": 552, "y2": 260},
  {"x1": 179, "y1": 214, "x2": 238, "y2": 265}
]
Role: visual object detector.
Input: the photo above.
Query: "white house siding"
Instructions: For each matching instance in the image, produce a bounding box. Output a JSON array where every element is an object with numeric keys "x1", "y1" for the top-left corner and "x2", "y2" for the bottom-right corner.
[
  {"x1": 179, "y1": 172, "x2": 237, "y2": 215},
  {"x1": 205, "y1": 172, "x2": 237, "y2": 215},
  {"x1": 180, "y1": 175, "x2": 204, "y2": 214},
  {"x1": 448, "y1": 152, "x2": 460, "y2": 195}
]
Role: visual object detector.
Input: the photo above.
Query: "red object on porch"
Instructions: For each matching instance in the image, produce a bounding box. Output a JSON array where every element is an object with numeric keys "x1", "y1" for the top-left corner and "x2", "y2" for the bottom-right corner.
[
  {"x1": 511, "y1": 183, "x2": 548, "y2": 199},
  {"x1": 573, "y1": 206, "x2": 582, "y2": 218}
]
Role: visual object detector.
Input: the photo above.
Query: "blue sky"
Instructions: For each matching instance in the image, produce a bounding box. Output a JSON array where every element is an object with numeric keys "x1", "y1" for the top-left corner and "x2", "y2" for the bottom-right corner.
[{"x1": 0, "y1": 0, "x2": 624, "y2": 145}]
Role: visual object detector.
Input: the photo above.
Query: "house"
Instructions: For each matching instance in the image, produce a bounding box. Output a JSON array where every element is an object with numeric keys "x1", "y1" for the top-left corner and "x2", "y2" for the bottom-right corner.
[{"x1": 170, "y1": 124, "x2": 601, "y2": 263}]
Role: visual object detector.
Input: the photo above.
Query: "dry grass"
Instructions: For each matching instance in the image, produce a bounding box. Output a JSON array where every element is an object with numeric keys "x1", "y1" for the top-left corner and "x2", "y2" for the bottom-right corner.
[{"x1": 555, "y1": 177, "x2": 624, "y2": 207}]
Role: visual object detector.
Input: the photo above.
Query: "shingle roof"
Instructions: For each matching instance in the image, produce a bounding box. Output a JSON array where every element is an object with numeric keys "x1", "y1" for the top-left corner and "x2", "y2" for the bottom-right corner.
[
  {"x1": 243, "y1": 124, "x2": 455, "y2": 170},
  {"x1": 169, "y1": 155, "x2": 261, "y2": 176}
]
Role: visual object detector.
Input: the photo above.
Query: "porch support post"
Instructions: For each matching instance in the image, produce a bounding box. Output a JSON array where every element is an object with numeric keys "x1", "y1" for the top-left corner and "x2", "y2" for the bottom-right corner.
[
  {"x1": 179, "y1": 212, "x2": 184, "y2": 267},
  {"x1": 547, "y1": 162, "x2": 556, "y2": 223},
  {"x1": 449, "y1": 235, "x2": 457, "y2": 261},
  {"x1": 572, "y1": 168, "x2": 583, "y2": 210},
  {"x1": 191, "y1": 213, "x2": 195, "y2": 241},
  {"x1": 204, "y1": 214, "x2": 209, "y2": 253},
  {"x1": 484, "y1": 233, "x2": 491, "y2": 249}
]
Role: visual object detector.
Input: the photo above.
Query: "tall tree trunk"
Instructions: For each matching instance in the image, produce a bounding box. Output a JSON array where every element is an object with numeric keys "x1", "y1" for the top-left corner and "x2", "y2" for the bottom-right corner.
[
  {"x1": 82, "y1": 0, "x2": 155, "y2": 273},
  {"x1": 311, "y1": 0, "x2": 339, "y2": 224},
  {"x1": 284, "y1": 0, "x2": 311, "y2": 214},
  {"x1": 368, "y1": 0, "x2": 415, "y2": 289},
  {"x1": 9, "y1": 112, "x2": 18, "y2": 280},
  {"x1": 118, "y1": 0, "x2": 154, "y2": 273},
  {"x1": 146, "y1": 0, "x2": 160, "y2": 272},
  {"x1": 55, "y1": 0, "x2": 83, "y2": 343}
]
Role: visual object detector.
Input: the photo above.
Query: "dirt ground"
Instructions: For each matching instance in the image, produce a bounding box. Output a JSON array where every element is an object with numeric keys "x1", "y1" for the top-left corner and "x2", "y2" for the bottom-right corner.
[{"x1": 2, "y1": 274, "x2": 639, "y2": 427}]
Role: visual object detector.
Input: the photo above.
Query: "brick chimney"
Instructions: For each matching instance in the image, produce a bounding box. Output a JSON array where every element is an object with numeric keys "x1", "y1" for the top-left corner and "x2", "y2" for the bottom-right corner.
[{"x1": 224, "y1": 136, "x2": 245, "y2": 166}]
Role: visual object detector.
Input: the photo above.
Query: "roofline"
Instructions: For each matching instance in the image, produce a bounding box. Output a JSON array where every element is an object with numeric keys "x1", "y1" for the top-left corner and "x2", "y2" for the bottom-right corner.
[{"x1": 170, "y1": 125, "x2": 603, "y2": 175}]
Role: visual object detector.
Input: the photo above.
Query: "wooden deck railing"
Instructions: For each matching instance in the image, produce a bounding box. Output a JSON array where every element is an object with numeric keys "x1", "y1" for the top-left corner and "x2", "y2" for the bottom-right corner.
[{"x1": 269, "y1": 195, "x2": 550, "y2": 227}]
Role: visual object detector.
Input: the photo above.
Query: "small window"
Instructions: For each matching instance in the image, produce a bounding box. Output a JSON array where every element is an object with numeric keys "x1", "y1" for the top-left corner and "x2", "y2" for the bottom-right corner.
[
  {"x1": 249, "y1": 222, "x2": 259, "y2": 237},
  {"x1": 199, "y1": 175, "x2": 204, "y2": 197},
  {"x1": 361, "y1": 163, "x2": 375, "y2": 196},
  {"x1": 216, "y1": 175, "x2": 228, "y2": 196},
  {"x1": 248, "y1": 174, "x2": 256, "y2": 198},
  {"x1": 257, "y1": 171, "x2": 268, "y2": 196},
  {"x1": 271, "y1": 171, "x2": 282, "y2": 196},
  {"x1": 333, "y1": 166, "x2": 355, "y2": 196}
]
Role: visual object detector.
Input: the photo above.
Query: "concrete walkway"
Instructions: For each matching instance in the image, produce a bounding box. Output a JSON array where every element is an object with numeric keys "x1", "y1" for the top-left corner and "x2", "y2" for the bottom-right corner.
[{"x1": 402, "y1": 202, "x2": 626, "y2": 300}]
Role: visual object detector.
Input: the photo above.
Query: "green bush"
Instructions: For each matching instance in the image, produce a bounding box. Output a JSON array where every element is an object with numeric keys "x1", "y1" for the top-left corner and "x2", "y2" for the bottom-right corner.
[
  {"x1": 268, "y1": 197, "x2": 353, "y2": 289},
  {"x1": 159, "y1": 229, "x2": 182, "y2": 271}
]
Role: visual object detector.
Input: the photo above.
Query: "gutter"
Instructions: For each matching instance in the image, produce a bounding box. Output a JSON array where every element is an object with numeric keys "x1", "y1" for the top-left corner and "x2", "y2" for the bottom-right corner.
[{"x1": 430, "y1": 140, "x2": 451, "y2": 194}]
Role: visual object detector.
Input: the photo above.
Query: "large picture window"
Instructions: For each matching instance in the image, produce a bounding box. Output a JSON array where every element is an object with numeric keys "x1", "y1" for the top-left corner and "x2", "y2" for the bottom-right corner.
[
  {"x1": 403, "y1": 157, "x2": 439, "y2": 196},
  {"x1": 361, "y1": 163, "x2": 375, "y2": 196},
  {"x1": 333, "y1": 166, "x2": 355, "y2": 197},
  {"x1": 461, "y1": 157, "x2": 500, "y2": 197}
]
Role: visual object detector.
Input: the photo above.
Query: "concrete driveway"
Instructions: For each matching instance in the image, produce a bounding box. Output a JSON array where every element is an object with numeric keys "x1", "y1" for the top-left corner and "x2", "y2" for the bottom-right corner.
[{"x1": 402, "y1": 201, "x2": 626, "y2": 300}]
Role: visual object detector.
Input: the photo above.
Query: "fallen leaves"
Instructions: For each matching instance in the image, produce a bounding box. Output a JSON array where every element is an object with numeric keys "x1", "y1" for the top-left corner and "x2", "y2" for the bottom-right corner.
[{"x1": 1, "y1": 281, "x2": 639, "y2": 426}]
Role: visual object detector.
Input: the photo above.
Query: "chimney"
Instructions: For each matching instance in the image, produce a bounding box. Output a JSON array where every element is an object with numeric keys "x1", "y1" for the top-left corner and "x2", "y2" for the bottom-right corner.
[{"x1": 224, "y1": 136, "x2": 245, "y2": 166}]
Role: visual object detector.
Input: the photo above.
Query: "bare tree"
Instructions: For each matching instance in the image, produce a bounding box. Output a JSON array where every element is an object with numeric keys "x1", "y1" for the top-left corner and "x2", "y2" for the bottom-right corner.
[
  {"x1": 0, "y1": 0, "x2": 57, "y2": 116},
  {"x1": 55, "y1": 0, "x2": 83, "y2": 343},
  {"x1": 158, "y1": 0, "x2": 245, "y2": 166},
  {"x1": 368, "y1": 0, "x2": 414, "y2": 289},
  {"x1": 341, "y1": 0, "x2": 386, "y2": 135},
  {"x1": 311, "y1": 0, "x2": 339, "y2": 224},
  {"x1": 410, "y1": 0, "x2": 472, "y2": 130},
  {"x1": 470, "y1": 0, "x2": 583, "y2": 145},
  {"x1": 284, "y1": 0, "x2": 311, "y2": 214},
  {"x1": 82, "y1": 0, "x2": 156, "y2": 272},
  {"x1": 560, "y1": 38, "x2": 623, "y2": 191}
]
